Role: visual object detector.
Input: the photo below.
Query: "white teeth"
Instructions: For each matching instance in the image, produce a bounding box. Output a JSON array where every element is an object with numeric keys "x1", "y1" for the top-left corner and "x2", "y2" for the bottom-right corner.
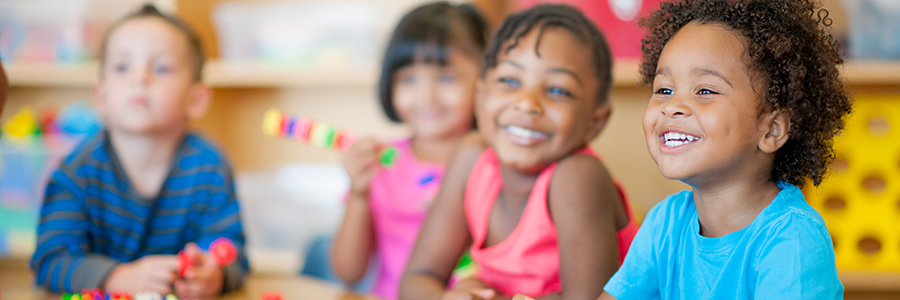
[
  {"x1": 507, "y1": 125, "x2": 549, "y2": 139},
  {"x1": 663, "y1": 132, "x2": 699, "y2": 147}
]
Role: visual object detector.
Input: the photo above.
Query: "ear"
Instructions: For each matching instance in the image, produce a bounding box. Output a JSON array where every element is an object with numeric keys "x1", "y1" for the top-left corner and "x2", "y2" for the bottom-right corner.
[
  {"x1": 758, "y1": 108, "x2": 790, "y2": 153},
  {"x1": 584, "y1": 102, "x2": 612, "y2": 144},
  {"x1": 92, "y1": 83, "x2": 109, "y2": 118},
  {"x1": 186, "y1": 82, "x2": 213, "y2": 121}
]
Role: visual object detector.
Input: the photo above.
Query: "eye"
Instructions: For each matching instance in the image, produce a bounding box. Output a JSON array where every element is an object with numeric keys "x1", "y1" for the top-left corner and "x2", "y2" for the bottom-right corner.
[
  {"x1": 655, "y1": 87, "x2": 673, "y2": 95},
  {"x1": 438, "y1": 73, "x2": 456, "y2": 83},
  {"x1": 153, "y1": 64, "x2": 171, "y2": 75},
  {"x1": 697, "y1": 88, "x2": 718, "y2": 95},
  {"x1": 546, "y1": 87, "x2": 572, "y2": 98},
  {"x1": 399, "y1": 74, "x2": 416, "y2": 85},
  {"x1": 113, "y1": 63, "x2": 128, "y2": 74},
  {"x1": 498, "y1": 77, "x2": 519, "y2": 88}
]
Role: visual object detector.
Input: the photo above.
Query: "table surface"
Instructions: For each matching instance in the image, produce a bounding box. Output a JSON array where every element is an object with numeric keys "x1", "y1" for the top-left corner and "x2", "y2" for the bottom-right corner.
[{"x1": 0, "y1": 258, "x2": 378, "y2": 300}]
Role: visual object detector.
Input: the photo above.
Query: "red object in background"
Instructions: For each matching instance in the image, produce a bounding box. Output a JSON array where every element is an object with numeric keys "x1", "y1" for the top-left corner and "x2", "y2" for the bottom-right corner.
[
  {"x1": 209, "y1": 237, "x2": 238, "y2": 266},
  {"x1": 260, "y1": 292, "x2": 283, "y2": 300},
  {"x1": 515, "y1": 0, "x2": 664, "y2": 58}
]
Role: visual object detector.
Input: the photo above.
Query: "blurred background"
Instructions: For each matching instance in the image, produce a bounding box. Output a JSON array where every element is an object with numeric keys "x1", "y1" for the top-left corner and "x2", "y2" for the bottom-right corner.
[{"x1": 0, "y1": 0, "x2": 898, "y2": 297}]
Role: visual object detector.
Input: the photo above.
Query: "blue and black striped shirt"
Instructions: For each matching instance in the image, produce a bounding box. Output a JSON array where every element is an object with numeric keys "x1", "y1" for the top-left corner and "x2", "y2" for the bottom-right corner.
[{"x1": 30, "y1": 131, "x2": 247, "y2": 293}]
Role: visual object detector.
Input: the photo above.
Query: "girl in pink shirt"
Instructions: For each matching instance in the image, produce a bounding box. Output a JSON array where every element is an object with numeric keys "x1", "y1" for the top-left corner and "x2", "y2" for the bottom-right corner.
[
  {"x1": 400, "y1": 4, "x2": 636, "y2": 300},
  {"x1": 329, "y1": 3, "x2": 489, "y2": 300}
]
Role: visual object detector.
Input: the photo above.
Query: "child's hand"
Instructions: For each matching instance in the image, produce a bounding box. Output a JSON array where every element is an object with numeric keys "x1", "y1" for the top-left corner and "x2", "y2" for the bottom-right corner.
[
  {"x1": 342, "y1": 137, "x2": 381, "y2": 197},
  {"x1": 174, "y1": 243, "x2": 224, "y2": 299},
  {"x1": 442, "y1": 278, "x2": 506, "y2": 300},
  {"x1": 511, "y1": 295, "x2": 536, "y2": 300},
  {"x1": 443, "y1": 288, "x2": 497, "y2": 300},
  {"x1": 103, "y1": 255, "x2": 179, "y2": 294}
]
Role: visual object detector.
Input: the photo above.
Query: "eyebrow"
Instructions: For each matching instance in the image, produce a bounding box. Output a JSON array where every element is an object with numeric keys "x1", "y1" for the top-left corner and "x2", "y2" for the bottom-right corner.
[
  {"x1": 692, "y1": 68, "x2": 733, "y2": 88},
  {"x1": 499, "y1": 60, "x2": 524, "y2": 70},
  {"x1": 548, "y1": 67, "x2": 583, "y2": 86}
]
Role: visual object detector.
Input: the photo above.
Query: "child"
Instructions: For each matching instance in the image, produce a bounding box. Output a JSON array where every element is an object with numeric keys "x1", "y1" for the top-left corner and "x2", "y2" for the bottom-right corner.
[
  {"x1": 30, "y1": 5, "x2": 247, "y2": 297},
  {"x1": 597, "y1": 0, "x2": 851, "y2": 299},
  {"x1": 0, "y1": 59, "x2": 6, "y2": 114},
  {"x1": 327, "y1": 2, "x2": 489, "y2": 300},
  {"x1": 399, "y1": 4, "x2": 636, "y2": 300}
]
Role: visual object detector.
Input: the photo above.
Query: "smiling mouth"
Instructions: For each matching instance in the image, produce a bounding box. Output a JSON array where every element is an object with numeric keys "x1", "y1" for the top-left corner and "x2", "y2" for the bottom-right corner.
[
  {"x1": 506, "y1": 125, "x2": 550, "y2": 140},
  {"x1": 662, "y1": 132, "x2": 700, "y2": 147}
]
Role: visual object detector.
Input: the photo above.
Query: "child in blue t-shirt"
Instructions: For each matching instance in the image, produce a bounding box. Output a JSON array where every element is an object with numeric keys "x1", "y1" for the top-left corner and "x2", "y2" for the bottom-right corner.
[{"x1": 597, "y1": 0, "x2": 852, "y2": 299}]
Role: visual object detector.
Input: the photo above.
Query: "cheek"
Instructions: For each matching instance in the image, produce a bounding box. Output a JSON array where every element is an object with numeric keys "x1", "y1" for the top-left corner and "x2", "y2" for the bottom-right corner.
[
  {"x1": 391, "y1": 88, "x2": 416, "y2": 118},
  {"x1": 642, "y1": 103, "x2": 659, "y2": 136}
]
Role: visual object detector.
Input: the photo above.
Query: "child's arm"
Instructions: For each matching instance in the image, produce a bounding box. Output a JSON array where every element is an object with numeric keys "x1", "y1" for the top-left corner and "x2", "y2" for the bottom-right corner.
[
  {"x1": 30, "y1": 171, "x2": 179, "y2": 293},
  {"x1": 331, "y1": 138, "x2": 380, "y2": 283},
  {"x1": 174, "y1": 164, "x2": 248, "y2": 298},
  {"x1": 399, "y1": 133, "x2": 486, "y2": 300},
  {"x1": 543, "y1": 154, "x2": 624, "y2": 300}
]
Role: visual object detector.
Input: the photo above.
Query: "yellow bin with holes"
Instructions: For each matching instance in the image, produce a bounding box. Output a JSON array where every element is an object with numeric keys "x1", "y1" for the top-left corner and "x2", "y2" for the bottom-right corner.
[{"x1": 804, "y1": 94, "x2": 900, "y2": 272}]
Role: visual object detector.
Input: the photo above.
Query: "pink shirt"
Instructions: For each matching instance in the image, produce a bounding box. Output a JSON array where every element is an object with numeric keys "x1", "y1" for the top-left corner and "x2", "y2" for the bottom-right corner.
[
  {"x1": 465, "y1": 147, "x2": 637, "y2": 298},
  {"x1": 368, "y1": 139, "x2": 445, "y2": 300}
]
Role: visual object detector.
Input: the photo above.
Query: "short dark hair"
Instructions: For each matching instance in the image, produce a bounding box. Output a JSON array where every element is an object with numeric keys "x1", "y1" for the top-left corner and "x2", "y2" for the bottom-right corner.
[
  {"x1": 639, "y1": 0, "x2": 853, "y2": 187},
  {"x1": 482, "y1": 4, "x2": 613, "y2": 104},
  {"x1": 100, "y1": 4, "x2": 205, "y2": 82},
  {"x1": 378, "y1": 2, "x2": 489, "y2": 123}
]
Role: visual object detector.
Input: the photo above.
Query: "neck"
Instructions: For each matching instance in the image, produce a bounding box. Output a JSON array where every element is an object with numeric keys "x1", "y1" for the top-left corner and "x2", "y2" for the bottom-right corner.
[
  {"x1": 108, "y1": 127, "x2": 185, "y2": 198},
  {"x1": 410, "y1": 133, "x2": 466, "y2": 163},
  {"x1": 498, "y1": 164, "x2": 539, "y2": 206},
  {"x1": 691, "y1": 174, "x2": 781, "y2": 238}
]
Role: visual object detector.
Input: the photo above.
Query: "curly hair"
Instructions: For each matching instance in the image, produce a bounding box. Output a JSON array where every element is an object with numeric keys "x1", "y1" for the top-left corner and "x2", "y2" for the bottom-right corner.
[
  {"x1": 639, "y1": 0, "x2": 852, "y2": 187},
  {"x1": 483, "y1": 4, "x2": 613, "y2": 104}
]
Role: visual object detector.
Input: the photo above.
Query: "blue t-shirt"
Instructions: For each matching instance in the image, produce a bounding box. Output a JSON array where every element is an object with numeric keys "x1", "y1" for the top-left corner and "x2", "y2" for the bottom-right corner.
[{"x1": 604, "y1": 182, "x2": 842, "y2": 299}]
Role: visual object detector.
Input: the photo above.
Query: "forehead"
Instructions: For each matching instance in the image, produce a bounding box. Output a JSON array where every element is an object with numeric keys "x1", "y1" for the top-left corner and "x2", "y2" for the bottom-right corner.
[
  {"x1": 500, "y1": 25, "x2": 594, "y2": 73},
  {"x1": 106, "y1": 17, "x2": 191, "y2": 57},
  {"x1": 659, "y1": 22, "x2": 749, "y2": 76}
]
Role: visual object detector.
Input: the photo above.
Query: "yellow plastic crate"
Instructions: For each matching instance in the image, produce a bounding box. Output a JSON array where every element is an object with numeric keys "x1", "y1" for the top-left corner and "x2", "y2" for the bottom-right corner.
[{"x1": 804, "y1": 94, "x2": 900, "y2": 271}]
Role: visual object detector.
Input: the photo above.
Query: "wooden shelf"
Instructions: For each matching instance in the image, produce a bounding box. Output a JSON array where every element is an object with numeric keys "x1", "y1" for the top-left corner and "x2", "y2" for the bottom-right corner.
[
  {"x1": 5, "y1": 59, "x2": 900, "y2": 88},
  {"x1": 5, "y1": 61, "x2": 99, "y2": 87},
  {"x1": 841, "y1": 60, "x2": 900, "y2": 86},
  {"x1": 202, "y1": 61, "x2": 376, "y2": 88},
  {"x1": 840, "y1": 269, "x2": 900, "y2": 291}
]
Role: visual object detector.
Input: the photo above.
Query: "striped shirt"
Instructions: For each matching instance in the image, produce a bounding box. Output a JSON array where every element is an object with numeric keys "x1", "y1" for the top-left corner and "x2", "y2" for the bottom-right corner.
[{"x1": 30, "y1": 131, "x2": 247, "y2": 293}]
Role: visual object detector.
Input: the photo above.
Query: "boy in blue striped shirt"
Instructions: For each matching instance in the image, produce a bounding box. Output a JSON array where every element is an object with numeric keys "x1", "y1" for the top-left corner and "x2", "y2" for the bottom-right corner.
[{"x1": 30, "y1": 5, "x2": 247, "y2": 297}]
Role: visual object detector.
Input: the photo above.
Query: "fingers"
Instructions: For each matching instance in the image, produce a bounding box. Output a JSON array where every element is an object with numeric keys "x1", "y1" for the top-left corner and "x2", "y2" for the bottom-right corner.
[
  {"x1": 342, "y1": 138, "x2": 382, "y2": 194},
  {"x1": 511, "y1": 295, "x2": 535, "y2": 300},
  {"x1": 470, "y1": 289, "x2": 496, "y2": 299}
]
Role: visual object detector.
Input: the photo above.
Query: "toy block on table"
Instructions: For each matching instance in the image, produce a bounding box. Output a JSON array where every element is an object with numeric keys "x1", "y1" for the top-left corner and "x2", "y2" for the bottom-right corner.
[
  {"x1": 179, "y1": 237, "x2": 239, "y2": 277},
  {"x1": 262, "y1": 108, "x2": 400, "y2": 167},
  {"x1": 259, "y1": 292, "x2": 283, "y2": 300}
]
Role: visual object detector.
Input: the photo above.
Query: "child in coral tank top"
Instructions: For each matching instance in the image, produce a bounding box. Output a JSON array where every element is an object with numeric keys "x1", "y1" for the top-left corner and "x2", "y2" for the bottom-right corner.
[{"x1": 399, "y1": 4, "x2": 637, "y2": 300}]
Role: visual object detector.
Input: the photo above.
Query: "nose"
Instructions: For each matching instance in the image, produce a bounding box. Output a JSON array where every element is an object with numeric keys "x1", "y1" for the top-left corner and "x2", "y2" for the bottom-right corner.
[
  {"x1": 514, "y1": 89, "x2": 543, "y2": 115},
  {"x1": 660, "y1": 93, "x2": 690, "y2": 118},
  {"x1": 132, "y1": 64, "x2": 150, "y2": 89}
]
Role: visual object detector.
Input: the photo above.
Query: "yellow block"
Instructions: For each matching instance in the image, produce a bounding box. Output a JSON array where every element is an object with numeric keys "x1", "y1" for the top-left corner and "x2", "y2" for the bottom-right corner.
[{"x1": 804, "y1": 94, "x2": 900, "y2": 271}]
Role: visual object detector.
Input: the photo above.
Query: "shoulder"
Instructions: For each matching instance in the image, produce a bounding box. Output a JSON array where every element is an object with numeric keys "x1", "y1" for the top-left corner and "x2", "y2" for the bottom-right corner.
[
  {"x1": 554, "y1": 153, "x2": 609, "y2": 180},
  {"x1": 755, "y1": 183, "x2": 830, "y2": 243},
  {"x1": 451, "y1": 132, "x2": 488, "y2": 171},
  {"x1": 56, "y1": 132, "x2": 110, "y2": 177},
  {"x1": 178, "y1": 132, "x2": 233, "y2": 173}
]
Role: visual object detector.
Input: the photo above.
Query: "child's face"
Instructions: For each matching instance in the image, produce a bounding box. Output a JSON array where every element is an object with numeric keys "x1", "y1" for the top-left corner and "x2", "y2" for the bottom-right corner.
[
  {"x1": 478, "y1": 26, "x2": 609, "y2": 173},
  {"x1": 95, "y1": 17, "x2": 209, "y2": 135},
  {"x1": 643, "y1": 22, "x2": 769, "y2": 185},
  {"x1": 393, "y1": 50, "x2": 479, "y2": 140}
]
